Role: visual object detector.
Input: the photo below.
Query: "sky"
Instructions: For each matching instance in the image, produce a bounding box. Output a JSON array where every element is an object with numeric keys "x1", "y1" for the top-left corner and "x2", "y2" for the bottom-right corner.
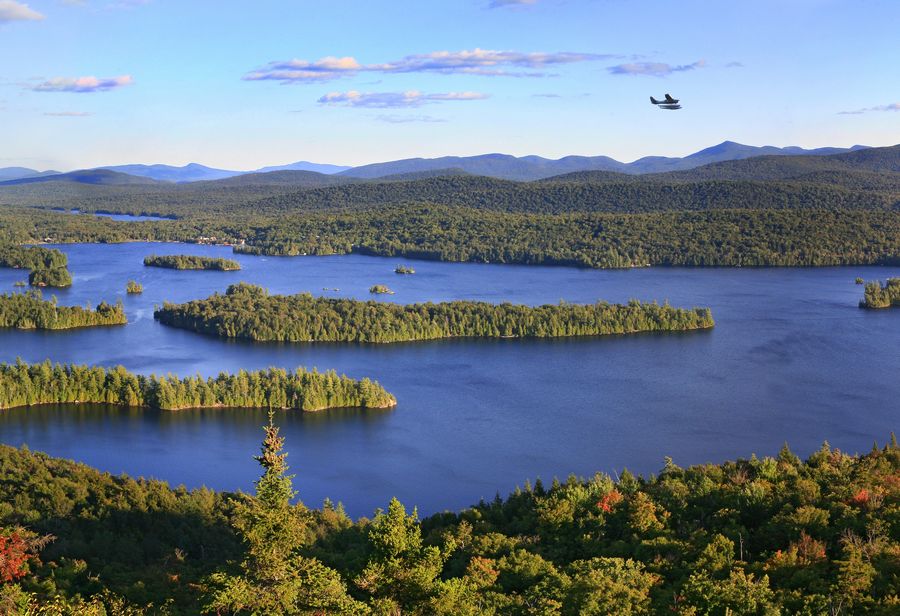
[{"x1": 0, "y1": 0, "x2": 898, "y2": 171}]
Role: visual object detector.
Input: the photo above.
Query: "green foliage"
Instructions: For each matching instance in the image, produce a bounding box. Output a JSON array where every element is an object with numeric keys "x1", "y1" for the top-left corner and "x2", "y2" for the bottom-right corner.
[
  {"x1": 143, "y1": 254, "x2": 240, "y2": 271},
  {"x1": 394, "y1": 265, "x2": 415, "y2": 274},
  {"x1": 126, "y1": 280, "x2": 143, "y2": 294},
  {"x1": 860, "y1": 278, "x2": 900, "y2": 309},
  {"x1": 0, "y1": 291, "x2": 126, "y2": 329},
  {"x1": 0, "y1": 360, "x2": 396, "y2": 411},
  {"x1": 368, "y1": 284, "x2": 394, "y2": 295},
  {"x1": 154, "y1": 283, "x2": 714, "y2": 344},
  {"x1": 3, "y1": 436, "x2": 900, "y2": 613}
]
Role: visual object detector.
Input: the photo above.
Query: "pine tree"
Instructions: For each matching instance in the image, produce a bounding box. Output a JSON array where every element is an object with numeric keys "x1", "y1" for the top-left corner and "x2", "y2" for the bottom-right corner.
[{"x1": 204, "y1": 413, "x2": 363, "y2": 614}]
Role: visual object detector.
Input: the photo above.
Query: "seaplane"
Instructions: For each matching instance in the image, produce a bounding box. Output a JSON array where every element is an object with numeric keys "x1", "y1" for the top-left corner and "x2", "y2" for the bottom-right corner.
[{"x1": 650, "y1": 93, "x2": 681, "y2": 110}]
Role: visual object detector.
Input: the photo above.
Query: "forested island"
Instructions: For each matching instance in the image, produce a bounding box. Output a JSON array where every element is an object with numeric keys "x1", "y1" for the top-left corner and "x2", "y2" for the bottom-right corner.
[
  {"x1": 1, "y1": 422, "x2": 897, "y2": 614},
  {"x1": 395, "y1": 265, "x2": 415, "y2": 274},
  {"x1": 369, "y1": 284, "x2": 394, "y2": 294},
  {"x1": 0, "y1": 244, "x2": 72, "y2": 288},
  {"x1": 0, "y1": 360, "x2": 395, "y2": 411},
  {"x1": 126, "y1": 280, "x2": 143, "y2": 294},
  {"x1": 143, "y1": 254, "x2": 241, "y2": 271},
  {"x1": 860, "y1": 278, "x2": 900, "y2": 309},
  {"x1": 153, "y1": 282, "x2": 714, "y2": 343},
  {"x1": 0, "y1": 291, "x2": 126, "y2": 329}
]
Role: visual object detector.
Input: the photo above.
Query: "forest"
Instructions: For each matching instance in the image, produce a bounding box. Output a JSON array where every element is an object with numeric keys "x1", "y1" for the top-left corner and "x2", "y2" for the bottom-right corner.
[
  {"x1": 153, "y1": 283, "x2": 715, "y2": 343},
  {"x1": 1, "y1": 421, "x2": 898, "y2": 614},
  {"x1": 0, "y1": 244, "x2": 72, "y2": 288},
  {"x1": 860, "y1": 278, "x2": 900, "y2": 309},
  {"x1": 143, "y1": 255, "x2": 241, "y2": 271},
  {"x1": 0, "y1": 291, "x2": 126, "y2": 330},
  {"x1": 0, "y1": 360, "x2": 395, "y2": 412}
]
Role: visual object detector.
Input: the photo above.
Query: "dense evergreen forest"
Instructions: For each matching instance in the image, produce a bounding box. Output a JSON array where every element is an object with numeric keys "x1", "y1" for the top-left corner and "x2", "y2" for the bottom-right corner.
[
  {"x1": 2, "y1": 203, "x2": 899, "y2": 270},
  {"x1": 860, "y1": 278, "x2": 900, "y2": 309},
  {"x1": 0, "y1": 244, "x2": 72, "y2": 288},
  {"x1": 0, "y1": 360, "x2": 395, "y2": 412},
  {"x1": 1, "y1": 422, "x2": 898, "y2": 614},
  {"x1": 0, "y1": 291, "x2": 126, "y2": 330},
  {"x1": 153, "y1": 283, "x2": 715, "y2": 343},
  {"x1": 143, "y1": 254, "x2": 241, "y2": 271}
]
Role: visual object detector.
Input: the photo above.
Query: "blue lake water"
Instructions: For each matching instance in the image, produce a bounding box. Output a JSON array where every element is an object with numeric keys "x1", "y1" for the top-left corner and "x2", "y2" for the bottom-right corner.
[
  {"x1": 1, "y1": 242, "x2": 898, "y2": 518},
  {"x1": 55, "y1": 208, "x2": 174, "y2": 222}
]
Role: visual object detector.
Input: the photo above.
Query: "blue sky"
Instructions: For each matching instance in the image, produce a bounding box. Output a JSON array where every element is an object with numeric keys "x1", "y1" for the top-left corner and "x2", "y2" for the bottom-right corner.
[{"x1": 1, "y1": 0, "x2": 898, "y2": 170}]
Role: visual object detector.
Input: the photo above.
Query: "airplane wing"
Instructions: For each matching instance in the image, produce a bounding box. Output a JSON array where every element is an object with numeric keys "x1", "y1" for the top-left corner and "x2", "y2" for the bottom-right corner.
[{"x1": 664, "y1": 93, "x2": 678, "y2": 103}]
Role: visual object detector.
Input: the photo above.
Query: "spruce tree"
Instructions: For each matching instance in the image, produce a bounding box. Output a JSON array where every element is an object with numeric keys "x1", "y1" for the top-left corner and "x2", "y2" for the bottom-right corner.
[{"x1": 204, "y1": 413, "x2": 363, "y2": 614}]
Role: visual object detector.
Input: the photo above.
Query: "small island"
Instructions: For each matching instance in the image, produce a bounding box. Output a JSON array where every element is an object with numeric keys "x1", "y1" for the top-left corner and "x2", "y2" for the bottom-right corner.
[
  {"x1": 154, "y1": 282, "x2": 715, "y2": 344},
  {"x1": 0, "y1": 291, "x2": 127, "y2": 329},
  {"x1": 369, "y1": 284, "x2": 395, "y2": 295},
  {"x1": 126, "y1": 280, "x2": 143, "y2": 294},
  {"x1": 143, "y1": 254, "x2": 241, "y2": 271},
  {"x1": 394, "y1": 265, "x2": 416, "y2": 275},
  {"x1": 0, "y1": 360, "x2": 396, "y2": 412},
  {"x1": 860, "y1": 278, "x2": 900, "y2": 309},
  {"x1": 0, "y1": 245, "x2": 73, "y2": 288}
]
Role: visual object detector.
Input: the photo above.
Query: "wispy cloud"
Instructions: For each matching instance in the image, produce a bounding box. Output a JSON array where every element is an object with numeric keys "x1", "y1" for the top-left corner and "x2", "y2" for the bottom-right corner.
[
  {"x1": 376, "y1": 114, "x2": 447, "y2": 123},
  {"x1": 43, "y1": 111, "x2": 92, "y2": 116},
  {"x1": 246, "y1": 48, "x2": 614, "y2": 83},
  {"x1": 0, "y1": 1, "x2": 44, "y2": 22},
  {"x1": 318, "y1": 90, "x2": 487, "y2": 108},
  {"x1": 725, "y1": 61, "x2": 744, "y2": 68},
  {"x1": 31, "y1": 75, "x2": 133, "y2": 93},
  {"x1": 608, "y1": 60, "x2": 706, "y2": 77},
  {"x1": 838, "y1": 103, "x2": 900, "y2": 115},
  {"x1": 489, "y1": 0, "x2": 537, "y2": 8}
]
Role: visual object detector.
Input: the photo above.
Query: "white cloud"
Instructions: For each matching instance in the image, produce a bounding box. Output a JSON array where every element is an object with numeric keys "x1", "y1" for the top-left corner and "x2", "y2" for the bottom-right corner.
[
  {"x1": 838, "y1": 103, "x2": 900, "y2": 115},
  {"x1": 32, "y1": 75, "x2": 133, "y2": 93},
  {"x1": 489, "y1": 0, "x2": 537, "y2": 8},
  {"x1": 608, "y1": 60, "x2": 706, "y2": 77},
  {"x1": 376, "y1": 114, "x2": 447, "y2": 123},
  {"x1": 246, "y1": 48, "x2": 613, "y2": 83},
  {"x1": 318, "y1": 90, "x2": 488, "y2": 108},
  {"x1": 0, "y1": 1, "x2": 44, "y2": 22}
]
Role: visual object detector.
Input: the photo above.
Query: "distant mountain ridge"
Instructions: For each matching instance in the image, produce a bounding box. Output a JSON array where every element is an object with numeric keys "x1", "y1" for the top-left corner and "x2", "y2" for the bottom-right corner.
[
  {"x1": 339, "y1": 142, "x2": 872, "y2": 181},
  {"x1": 0, "y1": 141, "x2": 877, "y2": 186}
]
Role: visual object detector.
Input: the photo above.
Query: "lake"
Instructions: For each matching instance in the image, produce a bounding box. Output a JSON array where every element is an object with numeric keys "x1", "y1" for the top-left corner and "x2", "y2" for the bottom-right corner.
[{"x1": 1, "y1": 242, "x2": 898, "y2": 518}]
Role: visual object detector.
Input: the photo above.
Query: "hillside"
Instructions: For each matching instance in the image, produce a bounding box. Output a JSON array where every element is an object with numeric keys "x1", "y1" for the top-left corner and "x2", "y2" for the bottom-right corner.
[{"x1": 0, "y1": 169, "x2": 161, "y2": 187}]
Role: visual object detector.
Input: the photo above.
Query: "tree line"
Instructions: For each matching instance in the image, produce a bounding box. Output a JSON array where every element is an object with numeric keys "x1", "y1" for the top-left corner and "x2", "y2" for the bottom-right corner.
[
  {"x1": 0, "y1": 360, "x2": 396, "y2": 412},
  {"x1": 143, "y1": 254, "x2": 241, "y2": 271},
  {"x1": 2, "y1": 422, "x2": 899, "y2": 614},
  {"x1": 3, "y1": 201, "x2": 900, "y2": 270},
  {"x1": 0, "y1": 291, "x2": 126, "y2": 329},
  {"x1": 860, "y1": 278, "x2": 900, "y2": 308},
  {"x1": 153, "y1": 282, "x2": 715, "y2": 344}
]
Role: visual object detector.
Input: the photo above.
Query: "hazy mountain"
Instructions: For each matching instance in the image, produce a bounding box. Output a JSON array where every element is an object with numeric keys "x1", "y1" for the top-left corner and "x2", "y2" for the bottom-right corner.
[
  {"x1": 98, "y1": 163, "x2": 242, "y2": 183},
  {"x1": 0, "y1": 169, "x2": 161, "y2": 186},
  {"x1": 194, "y1": 169, "x2": 359, "y2": 188},
  {"x1": 340, "y1": 142, "x2": 872, "y2": 181},
  {"x1": 254, "y1": 161, "x2": 352, "y2": 175},
  {"x1": 0, "y1": 167, "x2": 61, "y2": 182}
]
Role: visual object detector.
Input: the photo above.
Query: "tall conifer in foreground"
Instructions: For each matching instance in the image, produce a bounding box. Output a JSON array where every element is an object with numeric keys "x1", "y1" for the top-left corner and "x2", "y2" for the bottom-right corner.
[{"x1": 204, "y1": 413, "x2": 363, "y2": 615}]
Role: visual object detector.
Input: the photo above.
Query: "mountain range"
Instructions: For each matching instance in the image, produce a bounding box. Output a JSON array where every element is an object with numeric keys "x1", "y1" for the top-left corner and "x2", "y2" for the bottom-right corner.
[{"x1": 0, "y1": 141, "x2": 878, "y2": 187}]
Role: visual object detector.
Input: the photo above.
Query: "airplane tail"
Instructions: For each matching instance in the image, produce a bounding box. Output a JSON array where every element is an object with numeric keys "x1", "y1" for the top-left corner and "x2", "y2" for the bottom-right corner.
[{"x1": 650, "y1": 96, "x2": 661, "y2": 105}]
